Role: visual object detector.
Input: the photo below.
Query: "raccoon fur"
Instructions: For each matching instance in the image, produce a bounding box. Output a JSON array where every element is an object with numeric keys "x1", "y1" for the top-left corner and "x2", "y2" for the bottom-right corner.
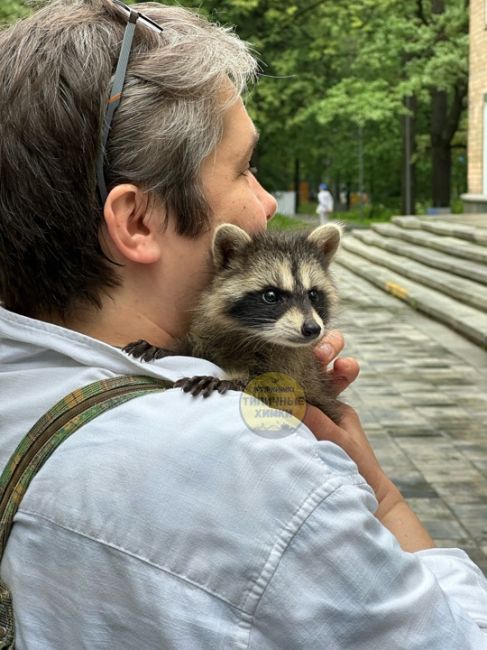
[{"x1": 124, "y1": 222, "x2": 343, "y2": 423}]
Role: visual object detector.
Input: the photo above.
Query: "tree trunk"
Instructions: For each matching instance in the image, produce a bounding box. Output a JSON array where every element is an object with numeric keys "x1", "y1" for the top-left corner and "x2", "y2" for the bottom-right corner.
[
  {"x1": 430, "y1": 0, "x2": 448, "y2": 208},
  {"x1": 294, "y1": 157, "x2": 300, "y2": 214},
  {"x1": 401, "y1": 95, "x2": 417, "y2": 214},
  {"x1": 333, "y1": 176, "x2": 340, "y2": 209},
  {"x1": 430, "y1": 88, "x2": 452, "y2": 207},
  {"x1": 428, "y1": 0, "x2": 467, "y2": 209}
]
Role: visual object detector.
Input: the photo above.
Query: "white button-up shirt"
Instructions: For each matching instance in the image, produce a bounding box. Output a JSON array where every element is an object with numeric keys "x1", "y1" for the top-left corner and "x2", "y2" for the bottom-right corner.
[{"x1": 1, "y1": 306, "x2": 486, "y2": 649}]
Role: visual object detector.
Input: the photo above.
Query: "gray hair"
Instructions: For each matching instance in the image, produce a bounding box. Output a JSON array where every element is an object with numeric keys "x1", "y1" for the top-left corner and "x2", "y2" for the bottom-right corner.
[
  {"x1": 107, "y1": 1, "x2": 259, "y2": 234},
  {"x1": 0, "y1": 0, "x2": 258, "y2": 317}
]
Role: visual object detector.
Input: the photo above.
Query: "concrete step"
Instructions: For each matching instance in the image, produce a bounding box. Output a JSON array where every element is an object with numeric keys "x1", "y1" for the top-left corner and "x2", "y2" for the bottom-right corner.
[
  {"x1": 389, "y1": 215, "x2": 423, "y2": 230},
  {"x1": 372, "y1": 223, "x2": 487, "y2": 264},
  {"x1": 352, "y1": 229, "x2": 487, "y2": 286},
  {"x1": 336, "y1": 249, "x2": 487, "y2": 349},
  {"x1": 342, "y1": 237, "x2": 487, "y2": 311},
  {"x1": 392, "y1": 216, "x2": 487, "y2": 245}
]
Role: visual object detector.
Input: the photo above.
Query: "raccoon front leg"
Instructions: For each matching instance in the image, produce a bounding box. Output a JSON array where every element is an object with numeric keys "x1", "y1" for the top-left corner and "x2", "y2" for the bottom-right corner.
[
  {"x1": 123, "y1": 339, "x2": 178, "y2": 362},
  {"x1": 312, "y1": 395, "x2": 343, "y2": 424},
  {"x1": 175, "y1": 376, "x2": 247, "y2": 398}
]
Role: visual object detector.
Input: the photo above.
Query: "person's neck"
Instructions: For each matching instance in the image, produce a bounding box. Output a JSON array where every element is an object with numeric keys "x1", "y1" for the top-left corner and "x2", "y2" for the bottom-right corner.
[
  {"x1": 46, "y1": 294, "x2": 185, "y2": 350},
  {"x1": 42, "y1": 240, "x2": 210, "y2": 349}
]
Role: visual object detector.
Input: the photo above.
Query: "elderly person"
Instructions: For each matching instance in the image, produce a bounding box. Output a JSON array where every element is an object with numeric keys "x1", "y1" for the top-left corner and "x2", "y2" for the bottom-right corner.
[{"x1": 0, "y1": 1, "x2": 486, "y2": 648}]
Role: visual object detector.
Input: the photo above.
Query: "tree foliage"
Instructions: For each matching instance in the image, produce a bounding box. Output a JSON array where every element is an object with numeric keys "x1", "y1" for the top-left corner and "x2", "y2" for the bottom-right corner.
[
  {"x1": 0, "y1": 0, "x2": 30, "y2": 24},
  {"x1": 1, "y1": 0, "x2": 468, "y2": 210},
  {"x1": 184, "y1": 0, "x2": 468, "y2": 210}
]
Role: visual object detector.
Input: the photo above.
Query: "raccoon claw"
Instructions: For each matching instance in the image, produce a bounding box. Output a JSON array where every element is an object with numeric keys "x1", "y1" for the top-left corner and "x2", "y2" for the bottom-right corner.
[
  {"x1": 123, "y1": 339, "x2": 173, "y2": 362},
  {"x1": 174, "y1": 376, "x2": 214, "y2": 397},
  {"x1": 213, "y1": 379, "x2": 247, "y2": 395},
  {"x1": 218, "y1": 379, "x2": 247, "y2": 394},
  {"x1": 174, "y1": 376, "x2": 246, "y2": 397}
]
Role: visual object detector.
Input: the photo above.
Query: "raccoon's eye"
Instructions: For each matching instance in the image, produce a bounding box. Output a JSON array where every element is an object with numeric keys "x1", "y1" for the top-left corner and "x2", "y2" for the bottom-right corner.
[
  {"x1": 308, "y1": 289, "x2": 319, "y2": 303},
  {"x1": 262, "y1": 289, "x2": 280, "y2": 304}
]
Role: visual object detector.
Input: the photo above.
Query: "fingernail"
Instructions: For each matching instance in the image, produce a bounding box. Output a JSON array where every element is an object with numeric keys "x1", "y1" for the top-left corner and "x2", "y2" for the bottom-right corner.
[{"x1": 318, "y1": 343, "x2": 334, "y2": 360}]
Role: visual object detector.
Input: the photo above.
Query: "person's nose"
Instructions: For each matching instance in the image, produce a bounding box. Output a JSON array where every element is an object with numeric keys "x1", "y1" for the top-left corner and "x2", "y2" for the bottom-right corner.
[
  {"x1": 265, "y1": 191, "x2": 278, "y2": 221},
  {"x1": 254, "y1": 178, "x2": 277, "y2": 221}
]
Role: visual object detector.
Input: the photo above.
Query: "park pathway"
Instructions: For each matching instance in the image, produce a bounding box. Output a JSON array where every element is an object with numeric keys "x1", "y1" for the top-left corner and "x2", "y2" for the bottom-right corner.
[{"x1": 335, "y1": 263, "x2": 487, "y2": 574}]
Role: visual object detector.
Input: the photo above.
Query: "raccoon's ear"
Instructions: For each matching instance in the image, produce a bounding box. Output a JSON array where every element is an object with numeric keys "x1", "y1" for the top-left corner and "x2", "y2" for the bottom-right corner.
[
  {"x1": 307, "y1": 223, "x2": 342, "y2": 264},
  {"x1": 212, "y1": 224, "x2": 252, "y2": 269}
]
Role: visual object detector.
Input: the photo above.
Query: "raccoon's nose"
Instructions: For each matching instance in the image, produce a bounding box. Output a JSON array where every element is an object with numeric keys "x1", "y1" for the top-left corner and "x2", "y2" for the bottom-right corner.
[{"x1": 301, "y1": 320, "x2": 321, "y2": 339}]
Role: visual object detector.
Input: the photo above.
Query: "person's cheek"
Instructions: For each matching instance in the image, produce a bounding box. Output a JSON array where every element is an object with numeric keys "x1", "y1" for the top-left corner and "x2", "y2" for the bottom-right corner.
[{"x1": 246, "y1": 202, "x2": 268, "y2": 234}]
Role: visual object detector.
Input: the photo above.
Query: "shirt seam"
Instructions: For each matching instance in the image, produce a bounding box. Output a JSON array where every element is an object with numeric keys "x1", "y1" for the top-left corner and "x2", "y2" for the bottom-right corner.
[
  {"x1": 233, "y1": 479, "x2": 371, "y2": 648},
  {"x1": 18, "y1": 477, "x2": 369, "y2": 622},
  {"x1": 0, "y1": 308, "x2": 130, "y2": 356},
  {"x1": 0, "y1": 308, "x2": 223, "y2": 378},
  {"x1": 16, "y1": 507, "x2": 247, "y2": 614}
]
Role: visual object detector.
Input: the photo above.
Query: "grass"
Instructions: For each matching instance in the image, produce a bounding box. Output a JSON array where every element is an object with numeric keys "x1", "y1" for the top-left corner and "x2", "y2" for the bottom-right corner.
[
  {"x1": 268, "y1": 214, "x2": 310, "y2": 231},
  {"x1": 268, "y1": 205, "x2": 397, "y2": 232},
  {"x1": 333, "y1": 207, "x2": 396, "y2": 227},
  {"x1": 296, "y1": 200, "x2": 398, "y2": 227},
  {"x1": 297, "y1": 201, "x2": 319, "y2": 215}
]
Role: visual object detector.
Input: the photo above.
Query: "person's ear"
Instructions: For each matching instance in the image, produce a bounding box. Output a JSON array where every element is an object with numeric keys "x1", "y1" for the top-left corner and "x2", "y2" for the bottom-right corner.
[{"x1": 103, "y1": 184, "x2": 161, "y2": 264}]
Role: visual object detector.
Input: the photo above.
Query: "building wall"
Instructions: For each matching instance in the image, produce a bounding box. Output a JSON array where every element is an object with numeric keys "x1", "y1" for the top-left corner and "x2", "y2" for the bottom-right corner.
[{"x1": 467, "y1": 0, "x2": 487, "y2": 194}]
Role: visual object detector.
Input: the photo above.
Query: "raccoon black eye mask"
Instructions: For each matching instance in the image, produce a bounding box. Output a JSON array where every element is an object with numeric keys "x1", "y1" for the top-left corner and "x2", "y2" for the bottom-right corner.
[{"x1": 124, "y1": 222, "x2": 343, "y2": 423}]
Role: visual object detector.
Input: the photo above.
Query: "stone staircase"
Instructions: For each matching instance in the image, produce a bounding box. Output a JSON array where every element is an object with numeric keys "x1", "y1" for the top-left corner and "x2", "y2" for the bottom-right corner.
[{"x1": 335, "y1": 215, "x2": 487, "y2": 348}]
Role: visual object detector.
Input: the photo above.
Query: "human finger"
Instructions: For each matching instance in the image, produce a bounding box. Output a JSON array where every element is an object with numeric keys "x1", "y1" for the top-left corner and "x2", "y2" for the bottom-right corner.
[
  {"x1": 313, "y1": 330, "x2": 345, "y2": 365},
  {"x1": 327, "y1": 357, "x2": 360, "y2": 397},
  {"x1": 303, "y1": 403, "x2": 388, "y2": 499}
]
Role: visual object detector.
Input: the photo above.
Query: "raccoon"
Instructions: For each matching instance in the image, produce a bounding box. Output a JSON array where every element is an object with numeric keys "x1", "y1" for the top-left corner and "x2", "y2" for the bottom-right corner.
[{"x1": 124, "y1": 222, "x2": 343, "y2": 423}]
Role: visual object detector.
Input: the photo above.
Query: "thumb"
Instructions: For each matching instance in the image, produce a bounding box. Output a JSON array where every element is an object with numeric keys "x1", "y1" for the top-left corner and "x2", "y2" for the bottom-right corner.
[
  {"x1": 303, "y1": 404, "x2": 364, "y2": 463},
  {"x1": 303, "y1": 403, "x2": 347, "y2": 446}
]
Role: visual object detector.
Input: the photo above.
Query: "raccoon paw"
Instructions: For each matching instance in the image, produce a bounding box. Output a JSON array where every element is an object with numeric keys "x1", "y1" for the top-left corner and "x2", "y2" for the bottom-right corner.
[
  {"x1": 174, "y1": 376, "x2": 246, "y2": 398},
  {"x1": 214, "y1": 379, "x2": 247, "y2": 394},
  {"x1": 123, "y1": 339, "x2": 174, "y2": 362}
]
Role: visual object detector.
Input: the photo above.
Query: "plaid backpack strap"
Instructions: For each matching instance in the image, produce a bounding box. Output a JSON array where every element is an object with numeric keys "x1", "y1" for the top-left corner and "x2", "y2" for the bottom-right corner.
[{"x1": 0, "y1": 374, "x2": 172, "y2": 648}]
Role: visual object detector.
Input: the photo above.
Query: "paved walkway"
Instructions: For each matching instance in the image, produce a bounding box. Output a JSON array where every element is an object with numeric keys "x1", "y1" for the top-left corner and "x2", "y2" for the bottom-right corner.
[{"x1": 336, "y1": 264, "x2": 487, "y2": 574}]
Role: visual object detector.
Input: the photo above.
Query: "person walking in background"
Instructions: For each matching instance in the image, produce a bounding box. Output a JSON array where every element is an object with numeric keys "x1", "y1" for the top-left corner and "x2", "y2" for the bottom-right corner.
[{"x1": 316, "y1": 182, "x2": 334, "y2": 224}]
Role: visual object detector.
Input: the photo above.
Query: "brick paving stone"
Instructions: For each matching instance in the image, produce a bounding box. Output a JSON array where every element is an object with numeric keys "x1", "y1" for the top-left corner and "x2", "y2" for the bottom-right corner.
[
  {"x1": 335, "y1": 264, "x2": 487, "y2": 574},
  {"x1": 401, "y1": 392, "x2": 452, "y2": 406},
  {"x1": 415, "y1": 405, "x2": 470, "y2": 422}
]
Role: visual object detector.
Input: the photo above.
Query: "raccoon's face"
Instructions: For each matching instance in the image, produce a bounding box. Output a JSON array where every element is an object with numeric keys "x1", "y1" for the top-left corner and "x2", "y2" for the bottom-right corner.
[{"x1": 208, "y1": 223, "x2": 341, "y2": 348}]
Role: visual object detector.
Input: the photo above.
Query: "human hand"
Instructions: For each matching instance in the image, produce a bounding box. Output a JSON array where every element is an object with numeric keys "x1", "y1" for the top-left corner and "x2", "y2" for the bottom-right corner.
[
  {"x1": 303, "y1": 403, "x2": 403, "y2": 518},
  {"x1": 313, "y1": 330, "x2": 360, "y2": 397},
  {"x1": 303, "y1": 404, "x2": 435, "y2": 551}
]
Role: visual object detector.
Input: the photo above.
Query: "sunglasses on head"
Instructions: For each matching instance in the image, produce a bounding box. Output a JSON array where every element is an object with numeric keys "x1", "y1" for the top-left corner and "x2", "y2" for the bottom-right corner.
[{"x1": 96, "y1": 0, "x2": 163, "y2": 205}]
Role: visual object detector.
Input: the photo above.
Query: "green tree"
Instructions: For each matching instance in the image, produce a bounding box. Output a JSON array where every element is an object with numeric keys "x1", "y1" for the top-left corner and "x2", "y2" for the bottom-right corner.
[
  {"x1": 0, "y1": 0, "x2": 30, "y2": 24},
  {"x1": 181, "y1": 0, "x2": 468, "y2": 212},
  {"x1": 3, "y1": 0, "x2": 467, "y2": 212}
]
